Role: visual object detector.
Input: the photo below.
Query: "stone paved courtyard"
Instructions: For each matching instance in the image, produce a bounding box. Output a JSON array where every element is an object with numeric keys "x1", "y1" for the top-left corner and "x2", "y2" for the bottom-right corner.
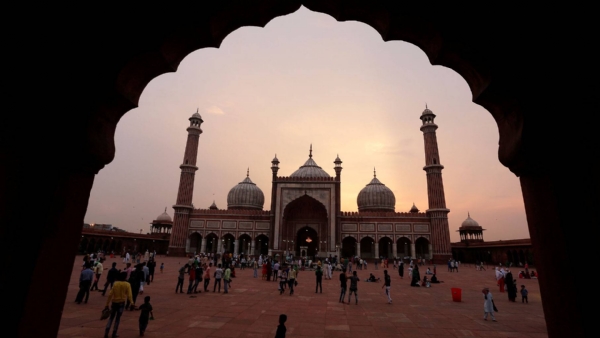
[{"x1": 59, "y1": 256, "x2": 547, "y2": 337}]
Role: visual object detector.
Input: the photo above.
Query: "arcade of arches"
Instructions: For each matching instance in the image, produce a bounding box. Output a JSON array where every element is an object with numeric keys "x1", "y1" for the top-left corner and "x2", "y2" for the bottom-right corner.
[{"x1": 6, "y1": 2, "x2": 593, "y2": 338}]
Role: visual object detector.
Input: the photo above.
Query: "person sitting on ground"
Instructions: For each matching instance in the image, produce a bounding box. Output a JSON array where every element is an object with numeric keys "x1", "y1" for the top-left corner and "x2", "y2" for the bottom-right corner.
[
  {"x1": 518, "y1": 271, "x2": 525, "y2": 278},
  {"x1": 530, "y1": 270, "x2": 537, "y2": 278},
  {"x1": 430, "y1": 274, "x2": 443, "y2": 283},
  {"x1": 422, "y1": 276, "x2": 431, "y2": 287},
  {"x1": 366, "y1": 273, "x2": 380, "y2": 282},
  {"x1": 425, "y1": 267, "x2": 433, "y2": 275}
]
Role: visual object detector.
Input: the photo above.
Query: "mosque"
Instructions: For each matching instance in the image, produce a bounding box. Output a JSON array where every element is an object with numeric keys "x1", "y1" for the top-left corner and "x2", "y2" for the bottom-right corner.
[{"x1": 162, "y1": 106, "x2": 455, "y2": 263}]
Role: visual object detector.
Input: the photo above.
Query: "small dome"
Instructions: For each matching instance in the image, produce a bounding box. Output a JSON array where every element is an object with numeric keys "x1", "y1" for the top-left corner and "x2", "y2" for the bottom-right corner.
[
  {"x1": 156, "y1": 208, "x2": 172, "y2": 222},
  {"x1": 460, "y1": 213, "x2": 481, "y2": 229},
  {"x1": 227, "y1": 170, "x2": 265, "y2": 210},
  {"x1": 290, "y1": 145, "x2": 330, "y2": 178},
  {"x1": 409, "y1": 203, "x2": 419, "y2": 213},
  {"x1": 357, "y1": 170, "x2": 395, "y2": 212},
  {"x1": 191, "y1": 111, "x2": 202, "y2": 120},
  {"x1": 421, "y1": 105, "x2": 434, "y2": 116},
  {"x1": 272, "y1": 154, "x2": 279, "y2": 163}
]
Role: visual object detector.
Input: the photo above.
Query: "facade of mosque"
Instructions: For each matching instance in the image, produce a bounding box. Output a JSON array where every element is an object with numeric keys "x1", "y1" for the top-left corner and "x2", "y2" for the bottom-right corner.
[{"x1": 167, "y1": 107, "x2": 453, "y2": 263}]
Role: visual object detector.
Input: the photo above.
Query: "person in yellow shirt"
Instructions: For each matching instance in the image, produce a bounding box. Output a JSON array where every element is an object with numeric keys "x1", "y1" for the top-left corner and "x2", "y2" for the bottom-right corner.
[{"x1": 104, "y1": 272, "x2": 134, "y2": 338}]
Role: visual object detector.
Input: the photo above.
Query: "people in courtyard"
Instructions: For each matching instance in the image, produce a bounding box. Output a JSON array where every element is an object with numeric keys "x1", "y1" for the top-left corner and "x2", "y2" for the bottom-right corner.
[
  {"x1": 425, "y1": 267, "x2": 433, "y2": 275},
  {"x1": 75, "y1": 262, "x2": 94, "y2": 304},
  {"x1": 224, "y1": 265, "x2": 232, "y2": 293},
  {"x1": 275, "y1": 314, "x2": 287, "y2": 338},
  {"x1": 192, "y1": 263, "x2": 203, "y2": 293},
  {"x1": 279, "y1": 265, "x2": 288, "y2": 294},
  {"x1": 90, "y1": 260, "x2": 104, "y2": 291},
  {"x1": 104, "y1": 272, "x2": 134, "y2": 338},
  {"x1": 213, "y1": 264, "x2": 223, "y2": 292},
  {"x1": 411, "y1": 265, "x2": 421, "y2": 287},
  {"x1": 138, "y1": 296, "x2": 153, "y2": 337},
  {"x1": 348, "y1": 271, "x2": 359, "y2": 304},
  {"x1": 520, "y1": 285, "x2": 529, "y2": 303},
  {"x1": 382, "y1": 269, "x2": 392, "y2": 303},
  {"x1": 430, "y1": 274, "x2": 443, "y2": 283},
  {"x1": 496, "y1": 267, "x2": 505, "y2": 293},
  {"x1": 398, "y1": 260, "x2": 404, "y2": 279},
  {"x1": 315, "y1": 265, "x2": 323, "y2": 293},
  {"x1": 176, "y1": 264, "x2": 187, "y2": 293},
  {"x1": 101, "y1": 262, "x2": 120, "y2": 296},
  {"x1": 339, "y1": 269, "x2": 347, "y2": 303},
  {"x1": 482, "y1": 287, "x2": 497, "y2": 321},
  {"x1": 288, "y1": 265, "x2": 297, "y2": 295},
  {"x1": 505, "y1": 270, "x2": 517, "y2": 301},
  {"x1": 366, "y1": 273, "x2": 380, "y2": 282},
  {"x1": 203, "y1": 263, "x2": 211, "y2": 292}
]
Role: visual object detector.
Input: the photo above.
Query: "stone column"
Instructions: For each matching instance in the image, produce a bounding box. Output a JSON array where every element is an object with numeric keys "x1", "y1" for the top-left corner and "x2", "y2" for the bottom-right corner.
[
  {"x1": 185, "y1": 238, "x2": 190, "y2": 253},
  {"x1": 411, "y1": 243, "x2": 416, "y2": 259},
  {"x1": 200, "y1": 238, "x2": 207, "y2": 254},
  {"x1": 356, "y1": 242, "x2": 360, "y2": 258},
  {"x1": 392, "y1": 243, "x2": 398, "y2": 258},
  {"x1": 251, "y1": 239, "x2": 256, "y2": 256},
  {"x1": 234, "y1": 239, "x2": 239, "y2": 254},
  {"x1": 428, "y1": 244, "x2": 433, "y2": 260},
  {"x1": 374, "y1": 242, "x2": 379, "y2": 259}
]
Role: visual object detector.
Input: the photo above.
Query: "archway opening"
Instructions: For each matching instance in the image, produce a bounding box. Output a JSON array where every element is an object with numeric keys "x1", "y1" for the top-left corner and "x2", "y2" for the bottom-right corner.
[
  {"x1": 379, "y1": 237, "x2": 393, "y2": 259},
  {"x1": 205, "y1": 233, "x2": 218, "y2": 254},
  {"x1": 341, "y1": 236, "x2": 357, "y2": 259},
  {"x1": 360, "y1": 236, "x2": 375, "y2": 259},
  {"x1": 415, "y1": 237, "x2": 430, "y2": 259},
  {"x1": 239, "y1": 234, "x2": 252, "y2": 255},
  {"x1": 222, "y1": 233, "x2": 235, "y2": 254},
  {"x1": 397, "y1": 237, "x2": 411, "y2": 259},
  {"x1": 189, "y1": 232, "x2": 202, "y2": 254},
  {"x1": 283, "y1": 195, "x2": 328, "y2": 256},
  {"x1": 256, "y1": 234, "x2": 269, "y2": 256},
  {"x1": 296, "y1": 226, "x2": 318, "y2": 258}
]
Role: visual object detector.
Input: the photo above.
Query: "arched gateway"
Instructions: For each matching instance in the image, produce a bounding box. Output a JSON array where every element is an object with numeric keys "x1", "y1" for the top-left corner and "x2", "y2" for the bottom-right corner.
[{"x1": 282, "y1": 195, "x2": 327, "y2": 257}]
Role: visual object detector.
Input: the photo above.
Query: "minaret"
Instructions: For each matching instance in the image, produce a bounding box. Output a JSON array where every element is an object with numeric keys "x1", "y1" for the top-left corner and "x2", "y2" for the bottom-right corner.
[
  {"x1": 333, "y1": 154, "x2": 343, "y2": 254},
  {"x1": 420, "y1": 105, "x2": 452, "y2": 263},
  {"x1": 168, "y1": 110, "x2": 203, "y2": 256},
  {"x1": 269, "y1": 154, "x2": 279, "y2": 256}
]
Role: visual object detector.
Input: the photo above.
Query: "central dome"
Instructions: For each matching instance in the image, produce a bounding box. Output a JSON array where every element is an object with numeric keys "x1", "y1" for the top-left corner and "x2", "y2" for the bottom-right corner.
[
  {"x1": 357, "y1": 170, "x2": 396, "y2": 212},
  {"x1": 227, "y1": 170, "x2": 265, "y2": 210},
  {"x1": 290, "y1": 145, "x2": 331, "y2": 178}
]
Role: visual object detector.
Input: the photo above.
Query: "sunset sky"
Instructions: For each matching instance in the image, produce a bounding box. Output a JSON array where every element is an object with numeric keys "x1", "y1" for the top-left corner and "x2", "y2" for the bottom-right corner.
[{"x1": 85, "y1": 7, "x2": 529, "y2": 242}]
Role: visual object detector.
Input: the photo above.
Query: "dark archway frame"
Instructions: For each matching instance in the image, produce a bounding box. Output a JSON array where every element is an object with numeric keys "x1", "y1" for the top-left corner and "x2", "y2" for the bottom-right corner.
[{"x1": 3, "y1": 2, "x2": 591, "y2": 337}]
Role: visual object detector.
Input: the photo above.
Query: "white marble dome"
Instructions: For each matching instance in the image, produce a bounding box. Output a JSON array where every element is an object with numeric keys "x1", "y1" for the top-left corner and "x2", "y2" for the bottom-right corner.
[
  {"x1": 460, "y1": 213, "x2": 481, "y2": 229},
  {"x1": 227, "y1": 172, "x2": 265, "y2": 210},
  {"x1": 357, "y1": 172, "x2": 396, "y2": 212},
  {"x1": 156, "y1": 208, "x2": 172, "y2": 222},
  {"x1": 290, "y1": 146, "x2": 330, "y2": 178}
]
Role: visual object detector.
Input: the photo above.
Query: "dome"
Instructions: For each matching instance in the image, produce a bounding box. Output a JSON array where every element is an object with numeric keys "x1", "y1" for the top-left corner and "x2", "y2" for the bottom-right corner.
[
  {"x1": 409, "y1": 203, "x2": 419, "y2": 213},
  {"x1": 460, "y1": 213, "x2": 481, "y2": 229},
  {"x1": 357, "y1": 170, "x2": 396, "y2": 212},
  {"x1": 191, "y1": 111, "x2": 202, "y2": 120},
  {"x1": 290, "y1": 145, "x2": 331, "y2": 178},
  {"x1": 227, "y1": 170, "x2": 265, "y2": 210},
  {"x1": 156, "y1": 208, "x2": 172, "y2": 222},
  {"x1": 421, "y1": 105, "x2": 434, "y2": 116}
]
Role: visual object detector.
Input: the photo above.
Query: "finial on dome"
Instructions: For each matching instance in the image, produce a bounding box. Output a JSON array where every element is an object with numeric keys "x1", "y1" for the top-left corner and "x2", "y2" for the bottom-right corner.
[
  {"x1": 468, "y1": 211, "x2": 471, "y2": 218},
  {"x1": 247, "y1": 167, "x2": 249, "y2": 177},
  {"x1": 309, "y1": 144, "x2": 312, "y2": 158},
  {"x1": 164, "y1": 207, "x2": 167, "y2": 213},
  {"x1": 374, "y1": 167, "x2": 377, "y2": 178},
  {"x1": 426, "y1": 103, "x2": 428, "y2": 109}
]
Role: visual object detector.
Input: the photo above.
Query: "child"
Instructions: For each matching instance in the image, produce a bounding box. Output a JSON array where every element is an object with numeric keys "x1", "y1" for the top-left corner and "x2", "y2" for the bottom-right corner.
[
  {"x1": 160, "y1": 263, "x2": 164, "y2": 273},
  {"x1": 138, "y1": 296, "x2": 153, "y2": 336},
  {"x1": 520, "y1": 285, "x2": 528, "y2": 303},
  {"x1": 275, "y1": 313, "x2": 287, "y2": 338}
]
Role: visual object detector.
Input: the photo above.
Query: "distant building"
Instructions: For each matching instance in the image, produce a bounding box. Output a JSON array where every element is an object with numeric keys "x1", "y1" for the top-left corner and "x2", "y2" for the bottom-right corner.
[
  {"x1": 167, "y1": 108, "x2": 454, "y2": 263},
  {"x1": 450, "y1": 213, "x2": 534, "y2": 265}
]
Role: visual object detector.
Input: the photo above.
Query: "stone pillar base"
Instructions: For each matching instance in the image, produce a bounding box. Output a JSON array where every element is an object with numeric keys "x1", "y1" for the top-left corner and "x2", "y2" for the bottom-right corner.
[
  {"x1": 431, "y1": 254, "x2": 452, "y2": 265},
  {"x1": 168, "y1": 247, "x2": 187, "y2": 257}
]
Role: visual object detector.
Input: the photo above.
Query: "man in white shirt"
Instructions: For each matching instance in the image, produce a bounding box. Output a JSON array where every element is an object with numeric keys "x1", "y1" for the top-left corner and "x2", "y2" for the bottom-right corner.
[{"x1": 273, "y1": 261, "x2": 280, "y2": 281}]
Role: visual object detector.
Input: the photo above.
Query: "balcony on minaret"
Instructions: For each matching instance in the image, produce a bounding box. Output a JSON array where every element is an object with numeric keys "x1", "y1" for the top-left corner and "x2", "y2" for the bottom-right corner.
[{"x1": 334, "y1": 154, "x2": 343, "y2": 179}]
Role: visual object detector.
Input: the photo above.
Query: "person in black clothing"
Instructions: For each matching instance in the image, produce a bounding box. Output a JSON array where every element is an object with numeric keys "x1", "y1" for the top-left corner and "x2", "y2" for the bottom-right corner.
[
  {"x1": 129, "y1": 263, "x2": 144, "y2": 310},
  {"x1": 275, "y1": 314, "x2": 287, "y2": 338},
  {"x1": 147, "y1": 259, "x2": 156, "y2": 283},
  {"x1": 382, "y1": 269, "x2": 392, "y2": 303},
  {"x1": 101, "y1": 262, "x2": 120, "y2": 296},
  {"x1": 138, "y1": 296, "x2": 153, "y2": 336},
  {"x1": 315, "y1": 265, "x2": 323, "y2": 293},
  {"x1": 192, "y1": 264, "x2": 203, "y2": 293},
  {"x1": 339, "y1": 269, "x2": 347, "y2": 303}
]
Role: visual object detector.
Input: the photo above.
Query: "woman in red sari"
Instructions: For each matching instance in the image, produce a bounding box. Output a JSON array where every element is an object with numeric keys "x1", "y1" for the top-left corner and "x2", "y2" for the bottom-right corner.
[{"x1": 262, "y1": 262, "x2": 267, "y2": 280}]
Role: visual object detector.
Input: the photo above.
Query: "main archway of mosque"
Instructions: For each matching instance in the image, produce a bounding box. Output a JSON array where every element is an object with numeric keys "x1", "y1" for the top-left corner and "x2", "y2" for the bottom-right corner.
[{"x1": 282, "y1": 195, "x2": 328, "y2": 257}]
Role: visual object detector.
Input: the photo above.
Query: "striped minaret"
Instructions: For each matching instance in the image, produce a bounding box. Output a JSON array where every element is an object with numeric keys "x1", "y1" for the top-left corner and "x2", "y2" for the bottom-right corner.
[
  {"x1": 420, "y1": 105, "x2": 452, "y2": 263},
  {"x1": 168, "y1": 110, "x2": 203, "y2": 256}
]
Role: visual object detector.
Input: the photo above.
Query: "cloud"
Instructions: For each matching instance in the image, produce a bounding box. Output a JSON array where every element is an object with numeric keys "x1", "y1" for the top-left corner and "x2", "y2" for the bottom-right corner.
[{"x1": 206, "y1": 105, "x2": 225, "y2": 115}]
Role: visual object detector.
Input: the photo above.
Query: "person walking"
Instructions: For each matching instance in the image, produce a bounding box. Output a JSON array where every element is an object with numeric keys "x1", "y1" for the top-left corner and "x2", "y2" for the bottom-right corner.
[
  {"x1": 327, "y1": 261, "x2": 333, "y2": 280},
  {"x1": 398, "y1": 260, "x2": 404, "y2": 279},
  {"x1": 253, "y1": 259, "x2": 258, "y2": 278},
  {"x1": 186, "y1": 264, "x2": 196, "y2": 294},
  {"x1": 223, "y1": 265, "x2": 231, "y2": 293},
  {"x1": 279, "y1": 265, "x2": 288, "y2": 294},
  {"x1": 213, "y1": 264, "x2": 223, "y2": 292},
  {"x1": 101, "y1": 262, "x2": 120, "y2": 296},
  {"x1": 75, "y1": 263, "x2": 94, "y2": 304},
  {"x1": 315, "y1": 265, "x2": 323, "y2": 293},
  {"x1": 192, "y1": 263, "x2": 203, "y2": 293},
  {"x1": 347, "y1": 271, "x2": 359, "y2": 304},
  {"x1": 411, "y1": 265, "x2": 421, "y2": 287},
  {"x1": 482, "y1": 287, "x2": 497, "y2": 321},
  {"x1": 273, "y1": 260, "x2": 280, "y2": 282},
  {"x1": 520, "y1": 285, "x2": 529, "y2": 303},
  {"x1": 288, "y1": 266, "x2": 297, "y2": 296},
  {"x1": 138, "y1": 295, "x2": 153, "y2": 337},
  {"x1": 339, "y1": 269, "x2": 348, "y2": 303},
  {"x1": 203, "y1": 263, "x2": 211, "y2": 292},
  {"x1": 382, "y1": 269, "x2": 392, "y2": 303},
  {"x1": 495, "y1": 267, "x2": 505, "y2": 293},
  {"x1": 175, "y1": 264, "x2": 187, "y2": 293},
  {"x1": 104, "y1": 272, "x2": 134, "y2": 338},
  {"x1": 140, "y1": 262, "x2": 149, "y2": 294},
  {"x1": 147, "y1": 259, "x2": 156, "y2": 283},
  {"x1": 90, "y1": 260, "x2": 104, "y2": 291},
  {"x1": 129, "y1": 264, "x2": 144, "y2": 309}
]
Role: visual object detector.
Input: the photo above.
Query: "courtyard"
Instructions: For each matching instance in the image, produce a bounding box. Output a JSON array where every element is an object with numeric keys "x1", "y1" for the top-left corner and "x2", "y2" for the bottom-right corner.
[{"x1": 59, "y1": 256, "x2": 547, "y2": 338}]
